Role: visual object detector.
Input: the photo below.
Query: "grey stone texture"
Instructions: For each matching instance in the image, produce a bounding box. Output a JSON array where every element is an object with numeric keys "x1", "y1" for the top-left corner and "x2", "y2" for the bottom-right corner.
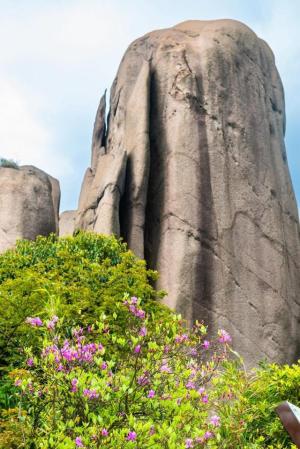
[
  {"x1": 0, "y1": 165, "x2": 60, "y2": 252},
  {"x1": 74, "y1": 19, "x2": 300, "y2": 365},
  {"x1": 59, "y1": 210, "x2": 76, "y2": 237}
]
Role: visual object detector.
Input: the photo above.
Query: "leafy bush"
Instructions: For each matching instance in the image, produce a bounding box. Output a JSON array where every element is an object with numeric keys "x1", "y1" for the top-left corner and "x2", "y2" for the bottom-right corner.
[
  {"x1": 216, "y1": 360, "x2": 299, "y2": 448},
  {"x1": 0, "y1": 232, "x2": 168, "y2": 373},
  {"x1": 6, "y1": 296, "x2": 231, "y2": 449},
  {"x1": 0, "y1": 158, "x2": 19, "y2": 169}
]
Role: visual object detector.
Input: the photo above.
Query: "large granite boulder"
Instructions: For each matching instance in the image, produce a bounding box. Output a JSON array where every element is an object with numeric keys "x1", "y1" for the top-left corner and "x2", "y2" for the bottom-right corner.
[
  {"x1": 75, "y1": 19, "x2": 300, "y2": 365},
  {"x1": 0, "y1": 165, "x2": 60, "y2": 252}
]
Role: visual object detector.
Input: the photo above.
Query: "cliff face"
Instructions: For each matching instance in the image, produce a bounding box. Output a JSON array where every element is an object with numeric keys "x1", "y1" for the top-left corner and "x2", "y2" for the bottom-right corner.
[
  {"x1": 67, "y1": 19, "x2": 300, "y2": 365},
  {"x1": 0, "y1": 165, "x2": 60, "y2": 252}
]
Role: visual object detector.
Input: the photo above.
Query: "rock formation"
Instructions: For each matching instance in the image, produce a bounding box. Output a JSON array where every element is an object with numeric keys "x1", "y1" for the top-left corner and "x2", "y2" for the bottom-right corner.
[
  {"x1": 59, "y1": 210, "x2": 76, "y2": 237},
  {"x1": 66, "y1": 19, "x2": 300, "y2": 365},
  {"x1": 0, "y1": 165, "x2": 60, "y2": 252}
]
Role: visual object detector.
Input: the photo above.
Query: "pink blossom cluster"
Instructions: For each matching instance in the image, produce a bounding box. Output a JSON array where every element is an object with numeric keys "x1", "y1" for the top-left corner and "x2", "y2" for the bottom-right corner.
[
  {"x1": 160, "y1": 362, "x2": 172, "y2": 373},
  {"x1": 137, "y1": 371, "x2": 150, "y2": 386},
  {"x1": 47, "y1": 315, "x2": 59, "y2": 330},
  {"x1": 127, "y1": 431, "x2": 137, "y2": 441},
  {"x1": 185, "y1": 430, "x2": 215, "y2": 448},
  {"x1": 123, "y1": 296, "x2": 146, "y2": 319},
  {"x1": 174, "y1": 333, "x2": 189, "y2": 343},
  {"x1": 83, "y1": 388, "x2": 99, "y2": 399},
  {"x1": 218, "y1": 329, "x2": 232, "y2": 343},
  {"x1": 40, "y1": 339, "x2": 104, "y2": 369},
  {"x1": 26, "y1": 316, "x2": 43, "y2": 327}
]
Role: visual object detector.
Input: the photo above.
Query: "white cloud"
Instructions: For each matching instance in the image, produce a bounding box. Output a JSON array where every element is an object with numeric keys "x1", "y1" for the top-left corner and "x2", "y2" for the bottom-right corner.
[
  {"x1": 0, "y1": 1, "x2": 131, "y2": 68},
  {"x1": 0, "y1": 77, "x2": 72, "y2": 178}
]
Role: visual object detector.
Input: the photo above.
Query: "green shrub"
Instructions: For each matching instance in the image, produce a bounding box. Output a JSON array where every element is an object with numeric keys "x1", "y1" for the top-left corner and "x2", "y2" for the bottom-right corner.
[
  {"x1": 216, "y1": 360, "x2": 300, "y2": 448},
  {"x1": 0, "y1": 158, "x2": 19, "y2": 169},
  {"x1": 0, "y1": 232, "x2": 168, "y2": 376}
]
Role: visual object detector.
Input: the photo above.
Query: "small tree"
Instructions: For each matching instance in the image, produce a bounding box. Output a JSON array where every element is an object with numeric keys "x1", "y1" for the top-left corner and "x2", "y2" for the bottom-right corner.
[{"x1": 0, "y1": 158, "x2": 19, "y2": 169}]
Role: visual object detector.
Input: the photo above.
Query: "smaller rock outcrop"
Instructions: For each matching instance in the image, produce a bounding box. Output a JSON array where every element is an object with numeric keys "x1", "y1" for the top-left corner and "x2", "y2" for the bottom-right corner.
[
  {"x1": 59, "y1": 210, "x2": 76, "y2": 237},
  {"x1": 72, "y1": 93, "x2": 127, "y2": 237},
  {"x1": 0, "y1": 165, "x2": 60, "y2": 252}
]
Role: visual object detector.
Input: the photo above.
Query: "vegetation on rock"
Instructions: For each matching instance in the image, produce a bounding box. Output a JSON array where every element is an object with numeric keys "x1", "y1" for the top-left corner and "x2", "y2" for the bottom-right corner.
[{"x1": 0, "y1": 158, "x2": 19, "y2": 169}]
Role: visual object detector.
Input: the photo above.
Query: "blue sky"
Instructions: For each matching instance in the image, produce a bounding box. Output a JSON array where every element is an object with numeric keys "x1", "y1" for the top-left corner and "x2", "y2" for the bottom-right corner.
[{"x1": 0, "y1": 0, "x2": 299, "y2": 212}]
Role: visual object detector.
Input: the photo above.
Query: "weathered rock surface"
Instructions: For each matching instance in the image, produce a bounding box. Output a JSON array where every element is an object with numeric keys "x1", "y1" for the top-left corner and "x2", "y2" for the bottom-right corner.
[
  {"x1": 0, "y1": 165, "x2": 60, "y2": 252},
  {"x1": 59, "y1": 210, "x2": 76, "y2": 237},
  {"x1": 75, "y1": 19, "x2": 300, "y2": 365}
]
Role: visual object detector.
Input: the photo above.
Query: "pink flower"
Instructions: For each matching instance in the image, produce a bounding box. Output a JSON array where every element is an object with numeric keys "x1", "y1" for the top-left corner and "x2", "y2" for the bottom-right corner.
[
  {"x1": 137, "y1": 372, "x2": 150, "y2": 386},
  {"x1": 202, "y1": 340, "x2": 210, "y2": 349},
  {"x1": 47, "y1": 315, "x2": 59, "y2": 330},
  {"x1": 14, "y1": 379, "x2": 22, "y2": 387},
  {"x1": 218, "y1": 329, "x2": 232, "y2": 343},
  {"x1": 185, "y1": 438, "x2": 194, "y2": 448},
  {"x1": 160, "y1": 363, "x2": 172, "y2": 373},
  {"x1": 136, "y1": 309, "x2": 145, "y2": 319},
  {"x1": 147, "y1": 389, "x2": 155, "y2": 398},
  {"x1": 101, "y1": 428, "x2": 108, "y2": 437},
  {"x1": 186, "y1": 381, "x2": 195, "y2": 390},
  {"x1": 75, "y1": 437, "x2": 84, "y2": 447},
  {"x1": 72, "y1": 327, "x2": 83, "y2": 338},
  {"x1": 129, "y1": 304, "x2": 136, "y2": 314},
  {"x1": 27, "y1": 358, "x2": 34, "y2": 367},
  {"x1": 175, "y1": 334, "x2": 188, "y2": 343},
  {"x1": 27, "y1": 382, "x2": 34, "y2": 393},
  {"x1": 134, "y1": 344, "x2": 141, "y2": 354},
  {"x1": 71, "y1": 378, "x2": 78, "y2": 393},
  {"x1": 149, "y1": 425, "x2": 155, "y2": 435},
  {"x1": 201, "y1": 394, "x2": 209, "y2": 403},
  {"x1": 139, "y1": 326, "x2": 147, "y2": 337},
  {"x1": 101, "y1": 362, "x2": 108, "y2": 370},
  {"x1": 204, "y1": 431, "x2": 213, "y2": 440},
  {"x1": 210, "y1": 415, "x2": 220, "y2": 427},
  {"x1": 124, "y1": 297, "x2": 146, "y2": 319},
  {"x1": 83, "y1": 389, "x2": 99, "y2": 399},
  {"x1": 25, "y1": 317, "x2": 43, "y2": 327},
  {"x1": 127, "y1": 431, "x2": 137, "y2": 441}
]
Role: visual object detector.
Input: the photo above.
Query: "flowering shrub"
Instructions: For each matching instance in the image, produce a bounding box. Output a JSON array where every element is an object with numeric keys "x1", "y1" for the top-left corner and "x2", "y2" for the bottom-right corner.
[{"x1": 9, "y1": 295, "x2": 232, "y2": 449}]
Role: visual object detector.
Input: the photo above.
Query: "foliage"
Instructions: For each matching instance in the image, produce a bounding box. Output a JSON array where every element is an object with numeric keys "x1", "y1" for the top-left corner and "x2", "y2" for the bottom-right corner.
[
  {"x1": 5, "y1": 295, "x2": 231, "y2": 448},
  {"x1": 1, "y1": 232, "x2": 300, "y2": 448},
  {"x1": 0, "y1": 232, "x2": 168, "y2": 374},
  {"x1": 0, "y1": 158, "x2": 19, "y2": 169},
  {"x1": 0, "y1": 408, "x2": 30, "y2": 449},
  {"x1": 215, "y1": 359, "x2": 300, "y2": 449}
]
